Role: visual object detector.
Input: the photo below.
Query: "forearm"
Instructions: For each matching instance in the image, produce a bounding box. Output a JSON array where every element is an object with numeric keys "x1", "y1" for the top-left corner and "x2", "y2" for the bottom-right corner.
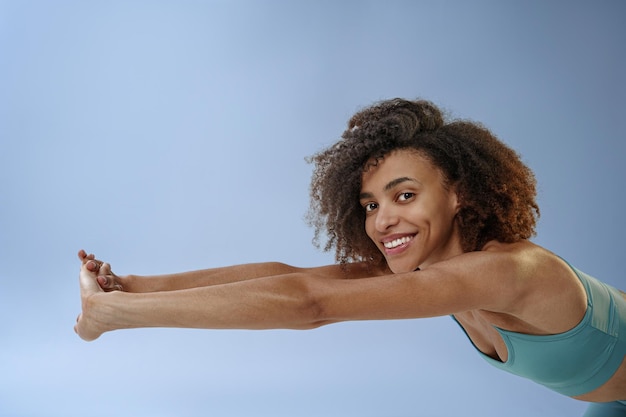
[
  {"x1": 94, "y1": 273, "x2": 325, "y2": 335},
  {"x1": 123, "y1": 261, "x2": 380, "y2": 293},
  {"x1": 123, "y1": 262, "x2": 302, "y2": 292}
]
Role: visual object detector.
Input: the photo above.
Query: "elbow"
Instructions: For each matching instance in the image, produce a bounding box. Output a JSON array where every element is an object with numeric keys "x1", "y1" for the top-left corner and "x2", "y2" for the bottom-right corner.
[{"x1": 288, "y1": 274, "x2": 335, "y2": 330}]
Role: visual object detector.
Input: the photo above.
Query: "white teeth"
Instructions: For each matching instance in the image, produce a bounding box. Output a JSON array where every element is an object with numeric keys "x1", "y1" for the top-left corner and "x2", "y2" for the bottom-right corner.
[{"x1": 383, "y1": 236, "x2": 413, "y2": 249}]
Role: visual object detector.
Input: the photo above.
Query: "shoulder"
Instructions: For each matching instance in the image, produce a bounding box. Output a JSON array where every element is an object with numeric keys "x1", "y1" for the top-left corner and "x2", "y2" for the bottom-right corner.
[
  {"x1": 480, "y1": 240, "x2": 574, "y2": 282},
  {"x1": 474, "y1": 240, "x2": 587, "y2": 330},
  {"x1": 443, "y1": 239, "x2": 546, "y2": 279},
  {"x1": 426, "y1": 240, "x2": 570, "y2": 313},
  {"x1": 479, "y1": 240, "x2": 563, "y2": 277}
]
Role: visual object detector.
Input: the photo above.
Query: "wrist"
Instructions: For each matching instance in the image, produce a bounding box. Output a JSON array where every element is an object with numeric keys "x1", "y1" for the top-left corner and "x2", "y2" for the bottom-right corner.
[
  {"x1": 119, "y1": 274, "x2": 140, "y2": 292},
  {"x1": 121, "y1": 274, "x2": 162, "y2": 293}
]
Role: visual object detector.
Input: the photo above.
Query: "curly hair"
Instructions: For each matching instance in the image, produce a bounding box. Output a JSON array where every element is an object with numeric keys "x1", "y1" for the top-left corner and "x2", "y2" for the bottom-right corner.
[{"x1": 307, "y1": 98, "x2": 539, "y2": 265}]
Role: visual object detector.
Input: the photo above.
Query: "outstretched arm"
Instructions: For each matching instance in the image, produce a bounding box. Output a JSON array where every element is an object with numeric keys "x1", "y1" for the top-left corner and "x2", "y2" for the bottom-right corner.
[
  {"x1": 78, "y1": 249, "x2": 377, "y2": 293},
  {"x1": 74, "y1": 248, "x2": 524, "y2": 342},
  {"x1": 75, "y1": 261, "x2": 330, "y2": 341}
]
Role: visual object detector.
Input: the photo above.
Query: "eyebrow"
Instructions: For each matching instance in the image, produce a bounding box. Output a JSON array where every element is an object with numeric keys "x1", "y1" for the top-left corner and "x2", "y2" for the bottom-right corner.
[{"x1": 359, "y1": 177, "x2": 420, "y2": 200}]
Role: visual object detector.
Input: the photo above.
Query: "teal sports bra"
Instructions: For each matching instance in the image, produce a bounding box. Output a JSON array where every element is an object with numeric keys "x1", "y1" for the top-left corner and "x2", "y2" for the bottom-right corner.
[{"x1": 452, "y1": 263, "x2": 626, "y2": 397}]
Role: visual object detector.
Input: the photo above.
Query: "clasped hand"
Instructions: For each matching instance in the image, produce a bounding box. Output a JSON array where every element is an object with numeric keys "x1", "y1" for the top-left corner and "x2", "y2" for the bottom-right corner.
[{"x1": 74, "y1": 249, "x2": 123, "y2": 341}]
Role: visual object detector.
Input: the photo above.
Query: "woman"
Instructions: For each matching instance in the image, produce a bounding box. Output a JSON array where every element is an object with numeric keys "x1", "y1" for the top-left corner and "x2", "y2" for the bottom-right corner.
[{"x1": 75, "y1": 98, "x2": 626, "y2": 416}]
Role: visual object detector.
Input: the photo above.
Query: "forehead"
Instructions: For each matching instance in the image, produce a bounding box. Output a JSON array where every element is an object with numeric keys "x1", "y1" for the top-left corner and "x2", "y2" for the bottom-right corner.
[{"x1": 361, "y1": 149, "x2": 444, "y2": 189}]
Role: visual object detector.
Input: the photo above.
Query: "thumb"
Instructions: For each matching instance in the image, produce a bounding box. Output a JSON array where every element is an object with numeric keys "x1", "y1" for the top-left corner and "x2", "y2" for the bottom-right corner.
[{"x1": 80, "y1": 262, "x2": 103, "y2": 296}]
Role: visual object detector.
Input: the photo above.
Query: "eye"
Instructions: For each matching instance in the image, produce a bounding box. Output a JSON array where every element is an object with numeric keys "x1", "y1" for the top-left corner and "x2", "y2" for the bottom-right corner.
[
  {"x1": 363, "y1": 202, "x2": 378, "y2": 213},
  {"x1": 397, "y1": 192, "x2": 415, "y2": 202}
]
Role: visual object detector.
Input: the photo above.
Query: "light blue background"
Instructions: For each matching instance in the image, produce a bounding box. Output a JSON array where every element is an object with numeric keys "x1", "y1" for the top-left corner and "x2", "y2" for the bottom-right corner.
[{"x1": 1, "y1": 1, "x2": 624, "y2": 416}]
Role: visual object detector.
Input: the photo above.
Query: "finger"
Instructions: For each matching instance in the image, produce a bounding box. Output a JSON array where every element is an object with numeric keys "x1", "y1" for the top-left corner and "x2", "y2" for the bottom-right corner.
[
  {"x1": 98, "y1": 275, "x2": 122, "y2": 291},
  {"x1": 97, "y1": 275, "x2": 115, "y2": 290},
  {"x1": 99, "y1": 262, "x2": 112, "y2": 275},
  {"x1": 97, "y1": 273, "x2": 122, "y2": 292},
  {"x1": 79, "y1": 250, "x2": 97, "y2": 268},
  {"x1": 79, "y1": 263, "x2": 103, "y2": 296},
  {"x1": 86, "y1": 260, "x2": 102, "y2": 272}
]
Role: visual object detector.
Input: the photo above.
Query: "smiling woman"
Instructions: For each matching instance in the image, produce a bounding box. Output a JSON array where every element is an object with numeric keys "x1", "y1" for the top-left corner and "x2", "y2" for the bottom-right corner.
[
  {"x1": 359, "y1": 151, "x2": 462, "y2": 272},
  {"x1": 76, "y1": 98, "x2": 626, "y2": 416},
  {"x1": 307, "y1": 99, "x2": 539, "y2": 266}
]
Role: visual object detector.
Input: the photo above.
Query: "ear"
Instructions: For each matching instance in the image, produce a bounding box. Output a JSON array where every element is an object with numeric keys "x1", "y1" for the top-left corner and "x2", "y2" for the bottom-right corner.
[{"x1": 449, "y1": 186, "x2": 462, "y2": 214}]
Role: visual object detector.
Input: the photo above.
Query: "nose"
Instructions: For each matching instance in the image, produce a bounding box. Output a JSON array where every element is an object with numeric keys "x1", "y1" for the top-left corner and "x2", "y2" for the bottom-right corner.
[{"x1": 374, "y1": 203, "x2": 400, "y2": 232}]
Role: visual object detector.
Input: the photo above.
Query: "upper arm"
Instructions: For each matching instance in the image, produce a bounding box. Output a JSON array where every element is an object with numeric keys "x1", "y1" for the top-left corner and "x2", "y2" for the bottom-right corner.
[{"x1": 310, "y1": 251, "x2": 528, "y2": 323}]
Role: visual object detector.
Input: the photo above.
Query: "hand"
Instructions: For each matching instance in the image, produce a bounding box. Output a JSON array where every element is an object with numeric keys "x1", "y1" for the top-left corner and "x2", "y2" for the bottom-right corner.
[
  {"x1": 78, "y1": 249, "x2": 124, "y2": 292},
  {"x1": 74, "y1": 259, "x2": 107, "y2": 341}
]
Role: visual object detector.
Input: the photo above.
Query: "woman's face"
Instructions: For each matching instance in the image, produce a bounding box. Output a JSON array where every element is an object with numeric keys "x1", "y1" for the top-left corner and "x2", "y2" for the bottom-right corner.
[{"x1": 360, "y1": 149, "x2": 463, "y2": 273}]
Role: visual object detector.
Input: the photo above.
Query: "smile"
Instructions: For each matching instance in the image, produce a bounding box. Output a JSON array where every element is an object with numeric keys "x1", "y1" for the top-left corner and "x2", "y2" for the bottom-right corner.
[{"x1": 383, "y1": 235, "x2": 415, "y2": 249}]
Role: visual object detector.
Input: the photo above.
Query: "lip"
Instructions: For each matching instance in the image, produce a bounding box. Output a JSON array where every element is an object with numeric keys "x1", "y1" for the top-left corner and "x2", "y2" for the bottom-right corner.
[{"x1": 380, "y1": 233, "x2": 416, "y2": 256}]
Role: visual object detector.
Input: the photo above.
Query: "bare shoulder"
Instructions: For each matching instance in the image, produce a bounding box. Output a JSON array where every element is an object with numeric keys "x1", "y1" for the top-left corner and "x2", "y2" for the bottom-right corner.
[
  {"x1": 477, "y1": 240, "x2": 588, "y2": 333},
  {"x1": 441, "y1": 240, "x2": 555, "y2": 285},
  {"x1": 480, "y1": 240, "x2": 571, "y2": 280}
]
